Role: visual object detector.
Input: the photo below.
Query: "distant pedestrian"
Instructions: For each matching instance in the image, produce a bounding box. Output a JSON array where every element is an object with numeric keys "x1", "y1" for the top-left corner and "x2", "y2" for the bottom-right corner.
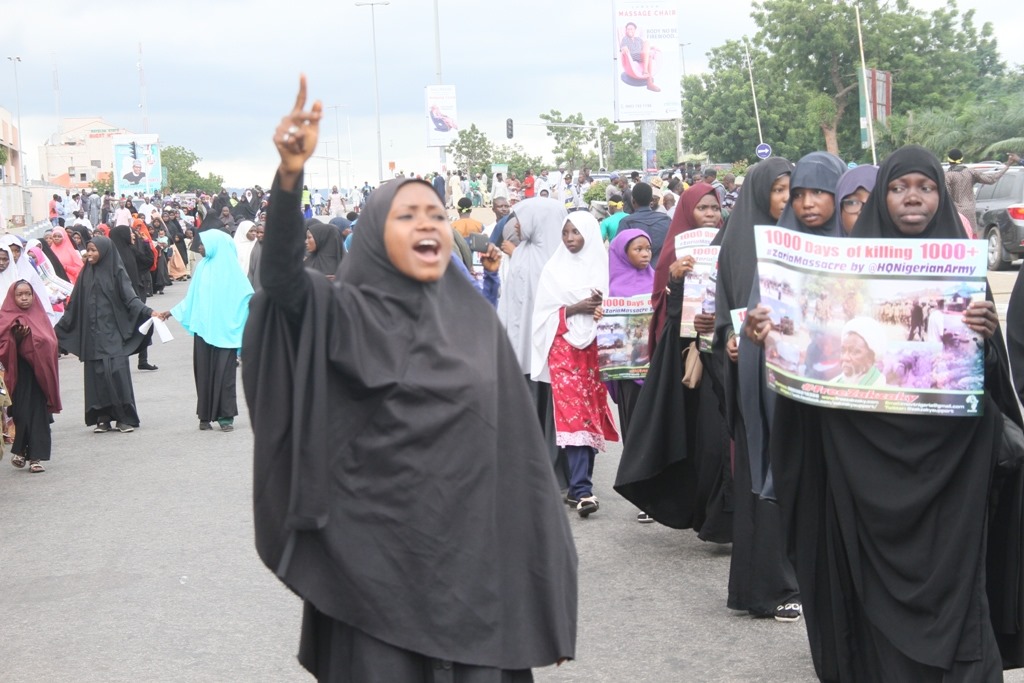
[
  {"x1": 169, "y1": 229, "x2": 252, "y2": 432},
  {"x1": 55, "y1": 236, "x2": 167, "y2": 433},
  {"x1": 945, "y1": 148, "x2": 1020, "y2": 236}
]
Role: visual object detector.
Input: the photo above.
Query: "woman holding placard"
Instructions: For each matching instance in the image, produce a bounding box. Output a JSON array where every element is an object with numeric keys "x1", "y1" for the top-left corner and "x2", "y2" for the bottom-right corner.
[{"x1": 760, "y1": 146, "x2": 1024, "y2": 680}]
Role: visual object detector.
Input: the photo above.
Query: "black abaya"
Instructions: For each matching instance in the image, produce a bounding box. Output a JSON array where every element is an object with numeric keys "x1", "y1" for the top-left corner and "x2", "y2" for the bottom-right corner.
[
  {"x1": 10, "y1": 356, "x2": 52, "y2": 461},
  {"x1": 84, "y1": 356, "x2": 140, "y2": 427},
  {"x1": 614, "y1": 278, "x2": 733, "y2": 540},
  {"x1": 298, "y1": 603, "x2": 533, "y2": 683},
  {"x1": 243, "y1": 174, "x2": 576, "y2": 677},
  {"x1": 774, "y1": 146, "x2": 1024, "y2": 680},
  {"x1": 707, "y1": 158, "x2": 801, "y2": 614},
  {"x1": 55, "y1": 235, "x2": 152, "y2": 427},
  {"x1": 193, "y1": 335, "x2": 237, "y2": 423}
]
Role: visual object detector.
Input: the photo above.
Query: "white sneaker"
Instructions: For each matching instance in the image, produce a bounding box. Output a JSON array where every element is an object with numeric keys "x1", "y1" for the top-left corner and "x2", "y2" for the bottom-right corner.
[{"x1": 576, "y1": 496, "x2": 599, "y2": 518}]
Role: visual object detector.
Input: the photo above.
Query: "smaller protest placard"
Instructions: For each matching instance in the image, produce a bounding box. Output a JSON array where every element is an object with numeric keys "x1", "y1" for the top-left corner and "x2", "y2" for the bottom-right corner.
[
  {"x1": 598, "y1": 294, "x2": 653, "y2": 381},
  {"x1": 674, "y1": 228, "x2": 719, "y2": 351}
]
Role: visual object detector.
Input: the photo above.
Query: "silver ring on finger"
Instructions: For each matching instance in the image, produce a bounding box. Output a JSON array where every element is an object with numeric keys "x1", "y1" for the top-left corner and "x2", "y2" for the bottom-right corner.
[
  {"x1": 287, "y1": 125, "x2": 299, "y2": 135},
  {"x1": 282, "y1": 133, "x2": 292, "y2": 143}
]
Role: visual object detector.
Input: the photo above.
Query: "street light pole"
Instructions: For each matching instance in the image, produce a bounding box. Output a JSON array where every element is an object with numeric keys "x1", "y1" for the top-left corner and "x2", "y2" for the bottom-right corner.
[
  {"x1": 356, "y1": 1, "x2": 389, "y2": 183},
  {"x1": 327, "y1": 104, "x2": 350, "y2": 190},
  {"x1": 7, "y1": 56, "x2": 24, "y2": 184},
  {"x1": 433, "y1": 0, "x2": 446, "y2": 170}
]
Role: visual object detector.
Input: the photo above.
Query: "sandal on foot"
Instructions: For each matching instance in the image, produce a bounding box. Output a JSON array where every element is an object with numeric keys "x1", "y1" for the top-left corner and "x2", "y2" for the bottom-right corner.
[
  {"x1": 28, "y1": 461, "x2": 44, "y2": 473},
  {"x1": 11, "y1": 454, "x2": 26, "y2": 468},
  {"x1": 774, "y1": 603, "x2": 802, "y2": 622}
]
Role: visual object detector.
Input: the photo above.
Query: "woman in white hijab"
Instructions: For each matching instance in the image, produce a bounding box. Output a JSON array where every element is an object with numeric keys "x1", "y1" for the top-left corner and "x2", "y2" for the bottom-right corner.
[
  {"x1": 530, "y1": 211, "x2": 618, "y2": 517},
  {"x1": 0, "y1": 244, "x2": 20, "y2": 297},
  {"x1": 0, "y1": 236, "x2": 59, "y2": 324},
  {"x1": 233, "y1": 220, "x2": 258, "y2": 273}
]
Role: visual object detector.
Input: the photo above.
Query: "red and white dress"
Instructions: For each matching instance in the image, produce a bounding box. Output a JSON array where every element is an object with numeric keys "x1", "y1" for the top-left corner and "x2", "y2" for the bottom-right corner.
[{"x1": 548, "y1": 309, "x2": 619, "y2": 451}]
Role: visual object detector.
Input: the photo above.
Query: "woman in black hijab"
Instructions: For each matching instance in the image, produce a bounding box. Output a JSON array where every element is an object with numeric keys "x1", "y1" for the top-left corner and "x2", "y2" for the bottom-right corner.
[
  {"x1": 109, "y1": 225, "x2": 158, "y2": 371},
  {"x1": 162, "y1": 207, "x2": 190, "y2": 273},
  {"x1": 243, "y1": 78, "x2": 576, "y2": 681},
  {"x1": 55, "y1": 236, "x2": 167, "y2": 433},
  {"x1": 711, "y1": 157, "x2": 802, "y2": 621},
  {"x1": 303, "y1": 219, "x2": 344, "y2": 277},
  {"x1": 766, "y1": 145, "x2": 1024, "y2": 680}
]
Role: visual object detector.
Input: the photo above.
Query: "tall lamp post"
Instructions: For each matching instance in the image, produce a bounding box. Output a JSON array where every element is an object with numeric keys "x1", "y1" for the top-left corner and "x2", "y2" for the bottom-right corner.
[
  {"x1": 6, "y1": 56, "x2": 24, "y2": 184},
  {"x1": 326, "y1": 104, "x2": 351, "y2": 191},
  {"x1": 355, "y1": 1, "x2": 389, "y2": 183}
]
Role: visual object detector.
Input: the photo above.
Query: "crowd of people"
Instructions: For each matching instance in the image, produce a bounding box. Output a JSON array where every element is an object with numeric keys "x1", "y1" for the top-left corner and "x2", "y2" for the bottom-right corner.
[
  {"x1": 9, "y1": 73, "x2": 1024, "y2": 681},
  {"x1": 232, "y1": 78, "x2": 1024, "y2": 682}
]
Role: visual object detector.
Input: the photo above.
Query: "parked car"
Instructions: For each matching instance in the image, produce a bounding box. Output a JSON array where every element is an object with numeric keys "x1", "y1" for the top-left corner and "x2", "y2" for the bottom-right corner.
[{"x1": 975, "y1": 167, "x2": 1024, "y2": 270}]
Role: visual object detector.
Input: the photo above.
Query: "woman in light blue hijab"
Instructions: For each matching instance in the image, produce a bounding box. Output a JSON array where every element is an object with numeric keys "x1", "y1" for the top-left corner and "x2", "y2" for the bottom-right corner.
[{"x1": 169, "y1": 228, "x2": 254, "y2": 431}]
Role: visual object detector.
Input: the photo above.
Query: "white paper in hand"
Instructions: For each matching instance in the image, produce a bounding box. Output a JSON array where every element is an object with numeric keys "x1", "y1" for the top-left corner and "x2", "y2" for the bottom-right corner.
[{"x1": 138, "y1": 317, "x2": 174, "y2": 343}]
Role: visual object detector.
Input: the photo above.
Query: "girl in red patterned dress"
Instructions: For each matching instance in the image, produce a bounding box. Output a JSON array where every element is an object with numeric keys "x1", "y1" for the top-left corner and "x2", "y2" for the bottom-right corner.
[{"x1": 531, "y1": 212, "x2": 619, "y2": 517}]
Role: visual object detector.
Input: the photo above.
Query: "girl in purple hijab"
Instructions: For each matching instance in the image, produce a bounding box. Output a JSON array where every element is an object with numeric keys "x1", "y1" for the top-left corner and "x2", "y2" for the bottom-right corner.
[{"x1": 606, "y1": 228, "x2": 654, "y2": 441}]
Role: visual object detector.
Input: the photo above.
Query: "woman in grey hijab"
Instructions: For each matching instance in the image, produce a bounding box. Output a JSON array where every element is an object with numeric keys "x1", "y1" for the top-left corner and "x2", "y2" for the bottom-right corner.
[{"x1": 496, "y1": 197, "x2": 569, "y2": 482}]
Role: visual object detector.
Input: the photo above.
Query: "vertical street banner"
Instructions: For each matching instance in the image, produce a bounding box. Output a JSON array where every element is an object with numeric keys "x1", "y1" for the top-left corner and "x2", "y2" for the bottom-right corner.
[
  {"x1": 675, "y1": 228, "x2": 719, "y2": 350},
  {"x1": 112, "y1": 134, "x2": 162, "y2": 197},
  {"x1": 598, "y1": 294, "x2": 654, "y2": 381},
  {"x1": 613, "y1": 0, "x2": 681, "y2": 122},
  {"x1": 753, "y1": 226, "x2": 988, "y2": 416},
  {"x1": 425, "y1": 85, "x2": 459, "y2": 148},
  {"x1": 859, "y1": 67, "x2": 891, "y2": 149}
]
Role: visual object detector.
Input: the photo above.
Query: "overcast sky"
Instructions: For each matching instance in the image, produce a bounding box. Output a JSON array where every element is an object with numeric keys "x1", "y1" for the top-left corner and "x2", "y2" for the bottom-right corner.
[{"x1": 1, "y1": 0, "x2": 1020, "y2": 189}]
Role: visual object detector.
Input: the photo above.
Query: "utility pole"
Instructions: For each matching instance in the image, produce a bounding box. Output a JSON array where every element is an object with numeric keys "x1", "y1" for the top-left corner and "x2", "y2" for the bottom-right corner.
[
  {"x1": 355, "y1": 1, "x2": 389, "y2": 182},
  {"x1": 6, "y1": 56, "x2": 24, "y2": 183}
]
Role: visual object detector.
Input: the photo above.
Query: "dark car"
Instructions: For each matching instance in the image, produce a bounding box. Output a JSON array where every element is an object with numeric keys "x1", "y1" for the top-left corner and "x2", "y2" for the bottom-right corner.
[{"x1": 976, "y1": 167, "x2": 1024, "y2": 270}]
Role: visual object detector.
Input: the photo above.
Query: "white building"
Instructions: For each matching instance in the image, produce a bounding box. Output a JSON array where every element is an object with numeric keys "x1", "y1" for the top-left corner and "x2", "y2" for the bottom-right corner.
[
  {"x1": 37, "y1": 117, "x2": 130, "y2": 188},
  {"x1": 0, "y1": 107, "x2": 31, "y2": 228}
]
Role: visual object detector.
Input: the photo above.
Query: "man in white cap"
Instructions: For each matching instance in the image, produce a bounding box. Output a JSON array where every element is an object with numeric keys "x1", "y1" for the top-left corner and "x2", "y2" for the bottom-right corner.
[{"x1": 833, "y1": 317, "x2": 887, "y2": 387}]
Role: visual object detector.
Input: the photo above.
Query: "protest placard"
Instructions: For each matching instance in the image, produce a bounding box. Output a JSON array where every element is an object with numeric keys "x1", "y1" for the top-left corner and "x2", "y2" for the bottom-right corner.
[
  {"x1": 598, "y1": 294, "x2": 653, "y2": 381},
  {"x1": 674, "y1": 228, "x2": 719, "y2": 351},
  {"x1": 753, "y1": 225, "x2": 987, "y2": 416}
]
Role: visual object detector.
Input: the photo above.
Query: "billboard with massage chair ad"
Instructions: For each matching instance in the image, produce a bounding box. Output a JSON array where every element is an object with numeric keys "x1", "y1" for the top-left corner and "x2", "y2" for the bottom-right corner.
[{"x1": 613, "y1": 0, "x2": 682, "y2": 122}]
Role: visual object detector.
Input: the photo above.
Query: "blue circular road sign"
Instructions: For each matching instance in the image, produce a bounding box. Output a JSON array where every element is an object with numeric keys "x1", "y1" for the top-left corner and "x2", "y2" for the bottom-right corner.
[{"x1": 755, "y1": 143, "x2": 772, "y2": 159}]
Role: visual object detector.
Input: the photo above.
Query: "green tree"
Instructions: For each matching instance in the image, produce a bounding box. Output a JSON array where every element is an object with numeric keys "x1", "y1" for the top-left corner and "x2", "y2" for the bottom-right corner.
[
  {"x1": 684, "y1": 1, "x2": 1011, "y2": 163},
  {"x1": 492, "y1": 144, "x2": 545, "y2": 180},
  {"x1": 681, "y1": 40, "x2": 818, "y2": 163},
  {"x1": 539, "y1": 110, "x2": 599, "y2": 170},
  {"x1": 595, "y1": 118, "x2": 642, "y2": 171},
  {"x1": 446, "y1": 124, "x2": 494, "y2": 176},
  {"x1": 752, "y1": 0, "x2": 1005, "y2": 156},
  {"x1": 876, "y1": 92, "x2": 1024, "y2": 160},
  {"x1": 162, "y1": 145, "x2": 224, "y2": 194},
  {"x1": 90, "y1": 175, "x2": 113, "y2": 194}
]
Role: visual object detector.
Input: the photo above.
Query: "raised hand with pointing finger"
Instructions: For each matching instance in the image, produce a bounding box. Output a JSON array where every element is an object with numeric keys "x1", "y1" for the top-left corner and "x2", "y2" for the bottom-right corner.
[{"x1": 275, "y1": 75, "x2": 322, "y2": 192}]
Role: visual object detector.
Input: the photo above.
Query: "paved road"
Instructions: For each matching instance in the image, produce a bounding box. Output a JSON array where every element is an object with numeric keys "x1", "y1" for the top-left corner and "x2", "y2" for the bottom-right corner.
[{"x1": 3, "y1": 268, "x2": 1023, "y2": 682}]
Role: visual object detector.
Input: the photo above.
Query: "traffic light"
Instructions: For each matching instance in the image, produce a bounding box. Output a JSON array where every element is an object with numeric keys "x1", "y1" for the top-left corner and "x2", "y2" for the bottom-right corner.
[{"x1": 506, "y1": 118, "x2": 513, "y2": 139}]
